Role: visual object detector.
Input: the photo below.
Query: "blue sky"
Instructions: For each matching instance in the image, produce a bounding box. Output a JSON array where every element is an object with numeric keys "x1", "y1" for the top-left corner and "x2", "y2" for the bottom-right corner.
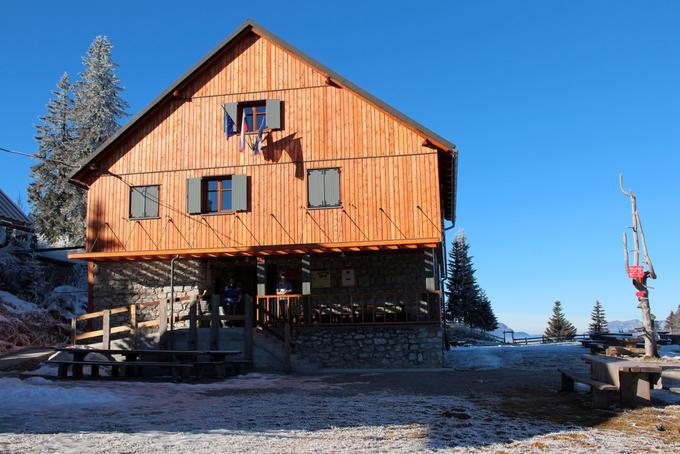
[{"x1": 2, "y1": 1, "x2": 679, "y2": 333}]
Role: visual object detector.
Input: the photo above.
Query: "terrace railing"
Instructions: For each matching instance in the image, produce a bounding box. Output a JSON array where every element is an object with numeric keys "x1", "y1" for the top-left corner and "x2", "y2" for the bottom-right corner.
[{"x1": 255, "y1": 291, "x2": 441, "y2": 327}]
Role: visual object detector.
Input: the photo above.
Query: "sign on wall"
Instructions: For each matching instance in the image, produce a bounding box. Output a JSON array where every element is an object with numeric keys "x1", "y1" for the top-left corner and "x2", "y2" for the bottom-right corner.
[
  {"x1": 312, "y1": 271, "x2": 331, "y2": 288},
  {"x1": 341, "y1": 269, "x2": 355, "y2": 287}
]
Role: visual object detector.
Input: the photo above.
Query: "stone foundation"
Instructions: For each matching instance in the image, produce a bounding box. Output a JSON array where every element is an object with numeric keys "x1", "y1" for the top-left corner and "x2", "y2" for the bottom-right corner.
[
  {"x1": 292, "y1": 324, "x2": 443, "y2": 368},
  {"x1": 92, "y1": 259, "x2": 207, "y2": 329}
]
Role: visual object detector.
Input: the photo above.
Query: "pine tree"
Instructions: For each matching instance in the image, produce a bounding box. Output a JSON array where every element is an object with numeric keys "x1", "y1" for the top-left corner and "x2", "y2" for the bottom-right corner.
[
  {"x1": 69, "y1": 35, "x2": 129, "y2": 243},
  {"x1": 445, "y1": 231, "x2": 480, "y2": 324},
  {"x1": 544, "y1": 300, "x2": 577, "y2": 340},
  {"x1": 589, "y1": 300, "x2": 609, "y2": 335},
  {"x1": 28, "y1": 73, "x2": 77, "y2": 244},
  {"x1": 474, "y1": 290, "x2": 498, "y2": 332}
]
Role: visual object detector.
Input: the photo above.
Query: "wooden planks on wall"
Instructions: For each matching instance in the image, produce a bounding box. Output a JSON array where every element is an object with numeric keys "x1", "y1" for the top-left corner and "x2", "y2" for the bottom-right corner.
[{"x1": 85, "y1": 30, "x2": 446, "y2": 255}]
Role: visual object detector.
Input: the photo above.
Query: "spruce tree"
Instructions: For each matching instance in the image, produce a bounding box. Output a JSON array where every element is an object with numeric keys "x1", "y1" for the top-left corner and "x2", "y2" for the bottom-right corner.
[
  {"x1": 544, "y1": 300, "x2": 577, "y2": 340},
  {"x1": 474, "y1": 290, "x2": 499, "y2": 332},
  {"x1": 445, "y1": 230, "x2": 497, "y2": 330},
  {"x1": 28, "y1": 73, "x2": 77, "y2": 244},
  {"x1": 589, "y1": 300, "x2": 609, "y2": 335},
  {"x1": 446, "y1": 231, "x2": 477, "y2": 323},
  {"x1": 69, "y1": 35, "x2": 129, "y2": 243}
]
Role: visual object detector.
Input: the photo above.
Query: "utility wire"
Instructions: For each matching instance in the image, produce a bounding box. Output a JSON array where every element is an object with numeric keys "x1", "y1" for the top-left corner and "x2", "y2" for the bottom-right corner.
[{"x1": 0, "y1": 146, "x2": 79, "y2": 167}]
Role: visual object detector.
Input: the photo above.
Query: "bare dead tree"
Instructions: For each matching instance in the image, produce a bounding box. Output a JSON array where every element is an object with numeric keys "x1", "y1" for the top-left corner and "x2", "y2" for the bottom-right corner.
[{"x1": 620, "y1": 174, "x2": 658, "y2": 358}]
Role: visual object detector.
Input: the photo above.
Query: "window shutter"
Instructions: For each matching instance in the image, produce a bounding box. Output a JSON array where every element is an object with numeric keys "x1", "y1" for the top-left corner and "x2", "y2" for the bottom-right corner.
[
  {"x1": 224, "y1": 102, "x2": 238, "y2": 132},
  {"x1": 146, "y1": 185, "x2": 159, "y2": 218},
  {"x1": 186, "y1": 178, "x2": 202, "y2": 214},
  {"x1": 308, "y1": 170, "x2": 324, "y2": 208},
  {"x1": 130, "y1": 187, "x2": 145, "y2": 218},
  {"x1": 232, "y1": 174, "x2": 248, "y2": 211},
  {"x1": 265, "y1": 99, "x2": 281, "y2": 129},
  {"x1": 323, "y1": 168, "x2": 340, "y2": 206}
]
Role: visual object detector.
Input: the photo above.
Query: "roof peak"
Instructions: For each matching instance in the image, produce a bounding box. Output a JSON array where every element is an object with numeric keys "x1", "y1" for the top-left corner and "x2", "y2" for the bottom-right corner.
[{"x1": 70, "y1": 19, "x2": 456, "y2": 185}]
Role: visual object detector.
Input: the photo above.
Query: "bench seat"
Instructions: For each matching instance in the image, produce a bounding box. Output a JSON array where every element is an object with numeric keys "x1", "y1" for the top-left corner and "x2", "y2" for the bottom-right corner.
[{"x1": 559, "y1": 368, "x2": 619, "y2": 409}]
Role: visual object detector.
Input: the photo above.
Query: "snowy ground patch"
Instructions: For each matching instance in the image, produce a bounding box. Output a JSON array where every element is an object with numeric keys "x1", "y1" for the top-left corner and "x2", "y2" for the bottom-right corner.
[
  {"x1": 0, "y1": 377, "x2": 121, "y2": 409},
  {"x1": 444, "y1": 342, "x2": 586, "y2": 371}
]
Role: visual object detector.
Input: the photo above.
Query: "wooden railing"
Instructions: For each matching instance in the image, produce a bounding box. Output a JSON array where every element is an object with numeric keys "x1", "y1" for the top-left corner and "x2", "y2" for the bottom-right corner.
[
  {"x1": 255, "y1": 291, "x2": 441, "y2": 327},
  {"x1": 70, "y1": 296, "x2": 190, "y2": 348}
]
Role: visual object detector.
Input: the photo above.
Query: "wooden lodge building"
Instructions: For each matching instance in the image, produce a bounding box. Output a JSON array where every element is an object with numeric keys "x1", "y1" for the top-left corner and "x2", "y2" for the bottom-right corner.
[{"x1": 68, "y1": 20, "x2": 457, "y2": 369}]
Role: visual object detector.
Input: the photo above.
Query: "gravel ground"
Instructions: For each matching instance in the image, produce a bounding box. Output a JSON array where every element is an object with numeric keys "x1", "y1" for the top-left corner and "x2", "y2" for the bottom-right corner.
[{"x1": 0, "y1": 343, "x2": 678, "y2": 453}]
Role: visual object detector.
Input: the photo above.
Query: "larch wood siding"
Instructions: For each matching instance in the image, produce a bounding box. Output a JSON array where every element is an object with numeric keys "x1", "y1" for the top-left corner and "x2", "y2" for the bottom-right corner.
[{"x1": 85, "y1": 31, "x2": 442, "y2": 254}]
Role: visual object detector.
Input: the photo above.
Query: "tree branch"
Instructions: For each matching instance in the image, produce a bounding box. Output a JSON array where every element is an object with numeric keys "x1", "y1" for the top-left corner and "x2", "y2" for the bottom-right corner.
[{"x1": 636, "y1": 212, "x2": 656, "y2": 279}]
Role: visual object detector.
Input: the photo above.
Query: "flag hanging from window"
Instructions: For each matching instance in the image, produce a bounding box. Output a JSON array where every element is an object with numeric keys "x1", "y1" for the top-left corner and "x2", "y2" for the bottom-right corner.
[
  {"x1": 224, "y1": 106, "x2": 236, "y2": 142},
  {"x1": 239, "y1": 110, "x2": 248, "y2": 151},
  {"x1": 253, "y1": 116, "x2": 265, "y2": 154}
]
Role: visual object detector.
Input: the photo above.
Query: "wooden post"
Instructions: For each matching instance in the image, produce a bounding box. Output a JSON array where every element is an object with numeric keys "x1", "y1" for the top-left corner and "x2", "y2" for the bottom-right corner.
[
  {"x1": 244, "y1": 294, "x2": 254, "y2": 363},
  {"x1": 189, "y1": 301, "x2": 198, "y2": 351},
  {"x1": 86, "y1": 261, "x2": 95, "y2": 332},
  {"x1": 210, "y1": 295, "x2": 220, "y2": 350},
  {"x1": 129, "y1": 303, "x2": 137, "y2": 349},
  {"x1": 70, "y1": 318, "x2": 77, "y2": 346},
  {"x1": 102, "y1": 309, "x2": 111, "y2": 350}
]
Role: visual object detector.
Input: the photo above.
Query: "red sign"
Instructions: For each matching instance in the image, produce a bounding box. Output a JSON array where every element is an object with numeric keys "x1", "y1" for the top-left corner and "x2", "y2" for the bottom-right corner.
[{"x1": 627, "y1": 266, "x2": 645, "y2": 279}]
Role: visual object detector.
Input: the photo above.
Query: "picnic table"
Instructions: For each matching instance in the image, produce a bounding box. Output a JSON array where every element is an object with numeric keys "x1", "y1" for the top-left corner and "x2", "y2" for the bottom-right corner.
[
  {"x1": 583, "y1": 354, "x2": 662, "y2": 406},
  {"x1": 49, "y1": 347, "x2": 245, "y2": 380},
  {"x1": 560, "y1": 354, "x2": 662, "y2": 408}
]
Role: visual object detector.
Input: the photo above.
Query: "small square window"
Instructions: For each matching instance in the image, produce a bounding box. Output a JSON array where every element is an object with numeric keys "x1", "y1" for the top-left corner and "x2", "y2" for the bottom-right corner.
[
  {"x1": 130, "y1": 185, "x2": 159, "y2": 219},
  {"x1": 307, "y1": 168, "x2": 341, "y2": 208}
]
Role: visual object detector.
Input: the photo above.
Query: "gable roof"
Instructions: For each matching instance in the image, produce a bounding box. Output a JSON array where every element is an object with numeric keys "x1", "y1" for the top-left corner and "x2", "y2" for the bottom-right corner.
[
  {"x1": 69, "y1": 19, "x2": 458, "y2": 186},
  {"x1": 0, "y1": 189, "x2": 33, "y2": 231}
]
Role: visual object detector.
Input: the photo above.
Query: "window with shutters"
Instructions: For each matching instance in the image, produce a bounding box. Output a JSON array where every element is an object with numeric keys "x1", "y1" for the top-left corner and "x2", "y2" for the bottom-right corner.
[
  {"x1": 224, "y1": 99, "x2": 282, "y2": 134},
  {"x1": 129, "y1": 185, "x2": 160, "y2": 219},
  {"x1": 203, "y1": 177, "x2": 233, "y2": 213},
  {"x1": 240, "y1": 102, "x2": 267, "y2": 133},
  {"x1": 307, "y1": 168, "x2": 341, "y2": 208}
]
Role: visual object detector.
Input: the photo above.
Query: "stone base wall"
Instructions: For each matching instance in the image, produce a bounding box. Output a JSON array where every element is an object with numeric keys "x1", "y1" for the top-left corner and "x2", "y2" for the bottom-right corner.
[
  {"x1": 92, "y1": 259, "x2": 207, "y2": 329},
  {"x1": 292, "y1": 324, "x2": 443, "y2": 368}
]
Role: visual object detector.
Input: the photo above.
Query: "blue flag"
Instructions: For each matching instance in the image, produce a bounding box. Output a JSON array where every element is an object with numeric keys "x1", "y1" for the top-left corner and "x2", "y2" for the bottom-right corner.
[{"x1": 224, "y1": 107, "x2": 236, "y2": 141}]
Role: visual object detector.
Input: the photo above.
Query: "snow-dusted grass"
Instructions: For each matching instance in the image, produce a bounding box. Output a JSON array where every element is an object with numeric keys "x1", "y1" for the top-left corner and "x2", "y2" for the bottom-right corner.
[
  {"x1": 1, "y1": 344, "x2": 679, "y2": 453},
  {"x1": 0, "y1": 291, "x2": 41, "y2": 314}
]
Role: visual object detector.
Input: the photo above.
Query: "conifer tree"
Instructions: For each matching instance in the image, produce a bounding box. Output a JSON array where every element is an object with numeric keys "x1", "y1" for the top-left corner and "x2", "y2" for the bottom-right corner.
[
  {"x1": 474, "y1": 290, "x2": 499, "y2": 332},
  {"x1": 28, "y1": 73, "x2": 77, "y2": 243},
  {"x1": 29, "y1": 36, "x2": 128, "y2": 245},
  {"x1": 589, "y1": 300, "x2": 609, "y2": 335},
  {"x1": 73, "y1": 36, "x2": 128, "y2": 156},
  {"x1": 446, "y1": 231, "x2": 479, "y2": 323},
  {"x1": 445, "y1": 231, "x2": 497, "y2": 331},
  {"x1": 544, "y1": 300, "x2": 577, "y2": 340}
]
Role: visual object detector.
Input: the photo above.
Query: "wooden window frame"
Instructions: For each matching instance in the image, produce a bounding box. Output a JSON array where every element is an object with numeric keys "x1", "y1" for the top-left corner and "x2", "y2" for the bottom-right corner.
[
  {"x1": 307, "y1": 167, "x2": 342, "y2": 209},
  {"x1": 129, "y1": 185, "x2": 160, "y2": 220},
  {"x1": 239, "y1": 101, "x2": 267, "y2": 134},
  {"x1": 202, "y1": 176, "x2": 233, "y2": 214}
]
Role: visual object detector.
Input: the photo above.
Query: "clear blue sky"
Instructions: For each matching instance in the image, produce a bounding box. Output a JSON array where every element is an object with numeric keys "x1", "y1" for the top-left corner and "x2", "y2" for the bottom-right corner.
[{"x1": 2, "y1": 1, "x2": 679, "y2": 333}]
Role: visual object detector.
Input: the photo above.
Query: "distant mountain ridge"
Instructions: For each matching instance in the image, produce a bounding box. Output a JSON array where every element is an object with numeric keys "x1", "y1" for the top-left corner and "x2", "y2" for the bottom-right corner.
[
  {"x1": 491, "y1": 322, "x2": 534, "y2": 340},
  {"x1": 607, "y1": 319, "x2": 643, "y2": 333}
]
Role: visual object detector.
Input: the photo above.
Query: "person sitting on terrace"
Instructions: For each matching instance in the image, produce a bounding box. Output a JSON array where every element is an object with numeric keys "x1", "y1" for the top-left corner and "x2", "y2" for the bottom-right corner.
[{"x1": 223, "y1": 277, "x2": 242, "y2": 316}]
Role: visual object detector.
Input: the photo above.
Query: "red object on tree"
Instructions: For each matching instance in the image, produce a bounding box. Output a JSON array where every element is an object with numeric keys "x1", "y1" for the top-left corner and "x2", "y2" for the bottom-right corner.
[
  {"x1": 628, "y1": 265, "x2": 645, "y2": 279},
  {"x1": 636, "y1": 291, "x2": 646, "y2": 298}
]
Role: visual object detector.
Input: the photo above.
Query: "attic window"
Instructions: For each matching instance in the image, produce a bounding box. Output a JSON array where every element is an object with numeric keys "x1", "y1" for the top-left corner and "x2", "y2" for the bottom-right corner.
[{"x1": 241, "y1": 103, "x2": 267, "y2": 133}]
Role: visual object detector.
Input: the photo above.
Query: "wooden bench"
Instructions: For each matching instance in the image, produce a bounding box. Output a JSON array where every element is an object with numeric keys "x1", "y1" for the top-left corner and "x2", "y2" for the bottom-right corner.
[
  {"x1": 48, "y1": 360, "x2": 196, "y2": 380},
  {"x1": 559, "y1": 368, "x2": 619, "y2": 409}
]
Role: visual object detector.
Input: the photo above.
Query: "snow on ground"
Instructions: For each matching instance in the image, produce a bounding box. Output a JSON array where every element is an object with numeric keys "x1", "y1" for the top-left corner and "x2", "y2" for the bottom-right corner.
[
  {"x1": 444, "y1": 342, "x2": 587, "y2": 371},
  {"x1": 45, "y1": 285, "x2": 87, "y2": 318},
  {"x1": 0, "y1": 290, "x2": 42, "y2": 314},
  {"x1": 1, "y1": 344, "x2": 679, "y2": 453}
]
